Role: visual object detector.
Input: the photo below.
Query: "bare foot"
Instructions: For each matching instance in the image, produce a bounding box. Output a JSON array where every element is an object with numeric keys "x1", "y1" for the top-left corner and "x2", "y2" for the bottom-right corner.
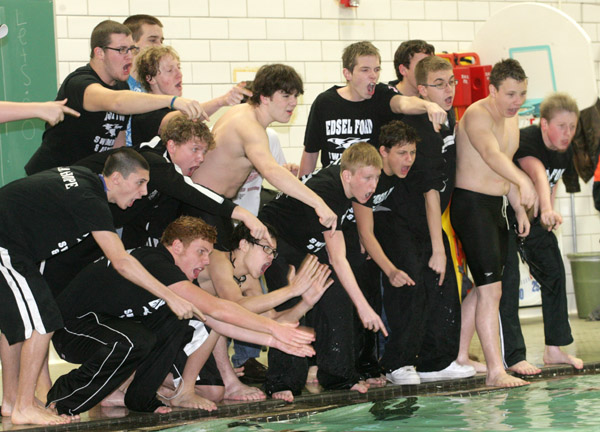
[
  {"x1": 350, "y1": 380, "x2": 369, "y2": 394},
  {"x1": 11, "y1": 404, "x2": 70, "y2": 425},
  {"x1": 1, "y1": 401, "x2": 12, "y2": 417},
  {"x1": 100, "y1": 388, "x2": 125, "y2": 407},
  {"x1": 486, "y1": 372, "x2": 529, "y2": 388},
  {"x1": 155, "y1": 406, "x2": 172, "y2": 414},
  {"x1": 233, "y1": 366, "x2": 245, "y2": 378},
  {"x1": 466, "y1": 359, "x2": 487, "y2": 373},
  {"x1": 508, "y1": 360, "x2": 541, "y2": 375},
  {"x1": 304, "y1": 382, "x2": 323, "y2": 394},
  {"x1": 306, "y1": 365, "x2": 318, "y2": 384},
  {"x1": 272, "y1": 390, "x2": 294, "y2": 403},
  {"x1": 365, "y1": 375, "x2": 386, "y2": 387},
  {"x1": 46, "y1": 403, "x2": 80, "y2": 421},
  {"x1": 166, "y1": 389, "x2": 216, "y2": 411},
  {"x1": 544, "y1": 346, "x2": 583, "y2": 369},
  {"x1": 224, "y1": 381, "x2": 265, "y2": 401}
]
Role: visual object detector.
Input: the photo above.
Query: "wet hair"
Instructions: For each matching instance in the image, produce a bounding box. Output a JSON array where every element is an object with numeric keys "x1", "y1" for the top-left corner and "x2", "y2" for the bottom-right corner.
[
  {"x1": 136, "y1": 45, "x2": 181, "y2": 92},
  {"x1": 102, "y1": 147, "x2": 149, "y2": 178},
  {"x1": 489, "y1": 58, "x2": 527, "y2": 89},
  {"x1": 393, "y1": 40, "x2": 435, "y2": 81},
  {"x1": 123, "y1": 14, "x2": 163, "y2": 43},
  {"x1": 90, "y1": 20, "x2": 132, "y2": 59},
  {"x1": 160, "y1": 115, "x2": 215, "y2": 150},
  {"x1": 161, "y1": 215, "x2": 217, "y2": 247},
  {"x1": 342, "y1": 41, "x2": 381, "y2": 72},
  {"x1": 379, "y1": 120, "x2": 420, "y2": 149},
  {"x1": 540, "y1": 92, "x2": 579, "y2": 122},
  {"x1": 340, "y1": 142, "x2": 383, "y2": 173},
  {"x1": 230, "y1": 222, "x2": 278, "y2": 251},
  {"x1": 415, "y1": 55, "x2": 453, "y2": 86},
  {"x1": 248, "y1": 64, "x2": 304, "y2": 106}
]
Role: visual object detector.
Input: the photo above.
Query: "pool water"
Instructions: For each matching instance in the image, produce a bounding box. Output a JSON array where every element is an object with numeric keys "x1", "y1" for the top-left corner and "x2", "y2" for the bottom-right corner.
[{"x1": 163, "y1": 375, "x2": 600, "y2": 432}]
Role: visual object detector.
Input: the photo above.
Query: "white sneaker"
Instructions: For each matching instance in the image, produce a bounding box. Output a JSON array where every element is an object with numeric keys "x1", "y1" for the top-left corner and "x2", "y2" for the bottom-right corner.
[
  {"x1": 417, "y1": 361, "x2": 476, "y2": 383},
  {"x1": 386, "y1": 366, "x2": 421, "y2": 385}
]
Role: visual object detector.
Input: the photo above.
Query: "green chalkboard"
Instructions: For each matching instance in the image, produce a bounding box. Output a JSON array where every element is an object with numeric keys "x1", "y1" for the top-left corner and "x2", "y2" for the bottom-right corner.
[{"x1": 0, "y1": 0, "x2": 57, "y2": 186}]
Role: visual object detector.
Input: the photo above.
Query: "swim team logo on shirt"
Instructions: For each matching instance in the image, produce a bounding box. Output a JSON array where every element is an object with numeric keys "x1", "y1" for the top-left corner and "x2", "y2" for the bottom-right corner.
[{"x1": 94, "y1": 112, "x2": 126, "y2": 152}]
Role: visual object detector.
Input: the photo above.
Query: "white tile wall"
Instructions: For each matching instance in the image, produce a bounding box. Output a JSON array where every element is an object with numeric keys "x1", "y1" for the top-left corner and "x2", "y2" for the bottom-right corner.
[{"x1": 52, "y1": 0, "x2": 600, "y2": 316}]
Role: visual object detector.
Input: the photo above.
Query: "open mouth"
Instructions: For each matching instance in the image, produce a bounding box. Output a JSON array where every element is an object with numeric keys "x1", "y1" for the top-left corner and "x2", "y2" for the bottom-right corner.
[
  {"x1": 193, "y1": 267, "x2": 203, "y2": 279},
  {"x1": 445, "y1": 97, "x2": 453, "y2": 106},
  {"x1": 367, "y1": 83, "x2": 376, "y2": 95},
  {"x1": 260, "y1": 262, "x2": 272, "y2": 275},
  {"x1": 123, "y1": 64, "x2": 132, "y2": 75},
  {"x1": 188, "y1": 166, "x2": 199, "y2": 176}
]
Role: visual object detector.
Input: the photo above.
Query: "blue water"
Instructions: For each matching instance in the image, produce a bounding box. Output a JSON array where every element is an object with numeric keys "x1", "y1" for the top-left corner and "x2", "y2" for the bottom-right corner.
[{"x1": 164, "y1": 376, "x2": 600, "y2": 431}]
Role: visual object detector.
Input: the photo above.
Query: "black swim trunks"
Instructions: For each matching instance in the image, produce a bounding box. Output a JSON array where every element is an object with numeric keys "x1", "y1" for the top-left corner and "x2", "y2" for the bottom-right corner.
[{"x1": 450, "y1": 188, "x2": 508, "y2": 286}]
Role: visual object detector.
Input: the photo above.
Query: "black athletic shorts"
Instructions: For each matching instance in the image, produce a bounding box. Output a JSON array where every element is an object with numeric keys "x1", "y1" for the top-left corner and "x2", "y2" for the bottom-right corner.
[
  {"x1": 0, "y1": 243, "x2": 63, "y2": 344},
  {"x1": 450, "y1": 188, "x2": 508, "y2": 287}
]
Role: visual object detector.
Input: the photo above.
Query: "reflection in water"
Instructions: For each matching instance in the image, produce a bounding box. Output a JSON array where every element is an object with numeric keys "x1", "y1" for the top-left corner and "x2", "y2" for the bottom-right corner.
[
  {"x1": 163, "y1": 376, "x2": 600, "y2": 432},
  {"x1": 368, "y1": 396, "x2": 420, "y2": 421}
]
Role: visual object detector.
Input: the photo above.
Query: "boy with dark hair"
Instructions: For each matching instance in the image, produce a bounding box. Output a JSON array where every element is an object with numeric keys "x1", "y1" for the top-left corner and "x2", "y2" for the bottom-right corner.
[
  {"x1": 500, "y1": 92, "x2": 583, "y2": 375},
  {"x1": 259, "y1": 142, "x2": 386, "y2": 394},
  {"x1": 25, "y1": 20, "x2": 208, "y2": 174},
  {"x1": 42, "y1": 116, "x2": 269, "y2": 296},
  {"x1": 0, "y1": 148, "x2": 197, "y2": 425},
  {"x1": 191, "y1": 63, "x2": 337, "y2": 251},
  {"x1": 390, "y1": 39, "x2": 435, "y2": 96},
  {"x1": 298, "y1": 40, "x2": 446, "y2": 177},
  {"x1": 46, "y1": 216, "x2": 316, "y2": 415},
  {"x1": 452, "y1": 58, "x2": 536, "y2": 388},
  {"x1": 165, "y1": 223, "x2": 331, "y2": 407}
]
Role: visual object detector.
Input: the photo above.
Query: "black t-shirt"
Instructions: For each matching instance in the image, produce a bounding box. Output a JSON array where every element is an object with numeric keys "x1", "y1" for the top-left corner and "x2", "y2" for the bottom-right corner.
[
  {"x1": 25, "y1": 65, "x2": 130, "y2": 174},
  {"x1": 131, "y1": 108, "x2": 172, "y2": 147},
  {"x1": 56, "y1": 244, "x2": 186, "y2": 320},
  {"x1": 259, "y1": 163, "x2": 351, "y2": 254},
  {"x1": 0, "y1": 167, "x2": 115, "y2": 261},
  {"x1": 348, "y1": 170, "x2": 401, "y2": 225},
  {"x1": 515, "y1": 125, "x2": 572, "y2": 191},
  {"x1": 76, "y1": 138, "x2": 236, "y2": 246},
  {"x1": 303, "y1": 84, "x2": 396, "y2": 167},
  {"x1": 401, "y1": 109, "x2": 457, "y2": 212}
]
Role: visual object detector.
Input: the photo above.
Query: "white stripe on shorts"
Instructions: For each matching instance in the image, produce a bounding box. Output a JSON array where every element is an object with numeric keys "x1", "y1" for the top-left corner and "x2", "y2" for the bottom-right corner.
[{"x1": 0, "y1": 247, "x2": 45, "y2": 339}]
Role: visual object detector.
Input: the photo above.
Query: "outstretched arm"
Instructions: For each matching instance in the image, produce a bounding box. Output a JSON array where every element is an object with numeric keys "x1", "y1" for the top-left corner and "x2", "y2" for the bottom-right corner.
[
  {"x1": 207, "y1": 252, "x2": 319, "y2": 314},
  {"x1": 518, "y1": 155, "x2": 562, "y2": 230},
  {"x1": 390, "y1": 94, "x2": 447, "y2": 132},
  {"x1": 243, "y1": 125, "x2": 337, "y2": 233},
  {"x1": 83, "y1": 84, "x2": 209, "y2": 120},
  {"x1": 424, "y1": 190, "x2": 446, "y2": 285},
  {"x1": 170, "y1": 279, "x2": 315, "y2": 348},
  {"x1": 200, "y1": 82, "x2": 253, "y2": 116},
  {"x1": 465, "y1": 111, "x2": 538, "y2": 213},
  {"x1": 0, "y1": 99, "x2": 79, "y2": 126},
  {"x1": 353, "y1": 202, "x2": 414, "y2": 287},
  {"x1": 92, "y1": 230, "x2": 200, "y2": 320},
  {"x1": 325, "y1": 230, "x2": 388, "y2": 336}
]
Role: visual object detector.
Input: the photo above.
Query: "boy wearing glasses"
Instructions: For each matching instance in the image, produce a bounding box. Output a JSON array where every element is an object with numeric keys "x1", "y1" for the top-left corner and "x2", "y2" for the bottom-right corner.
[
  {"x1": 298, "y1": 41, "x2": 445, "y2": 178},
  {"x1": 165, "y1": 223, "x2": 331, "y2": 407},
  {"x1": 25, "y1": 20, "x2": 207, "y2": 174},
  {"x1": 382, "y1": 55, "x2": 473, "y2": 384},
  {"x1": 259, "y1": 142, "x2": 386, "y2": 395},
  {"x1": 46, "y1": 216, "x2": 316, "y2": 416}
]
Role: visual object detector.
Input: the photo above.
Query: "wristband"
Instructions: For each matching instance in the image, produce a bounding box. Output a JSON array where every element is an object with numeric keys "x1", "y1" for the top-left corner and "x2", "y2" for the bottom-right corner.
[{"x1": 170, "y1": 96, "x2": 178, "y2": 109}]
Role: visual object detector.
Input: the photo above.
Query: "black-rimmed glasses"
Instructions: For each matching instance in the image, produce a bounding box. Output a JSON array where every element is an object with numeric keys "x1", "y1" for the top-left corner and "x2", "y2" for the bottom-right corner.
[
  {"x1": 102, "y1": 45, "x2": 140, "y2": 55},
  {"x1": 422, "y1": 79, "x2": 459, "y2": 90},
  {"x1": 248, "y1": 239, "x2": 278, "y2": 259}
]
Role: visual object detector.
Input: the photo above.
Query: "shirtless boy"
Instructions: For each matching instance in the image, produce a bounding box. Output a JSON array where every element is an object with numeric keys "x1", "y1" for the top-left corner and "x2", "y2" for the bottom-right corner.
[
  {"x1": 451, "y1": 58, "x2": 538, "y2": 388},
  {"x1": 190, "y1": 63, "x2": 337, "y2": 248},
  {"x1": 166, "y1": 223, "x2": 331, "y2": 408}
]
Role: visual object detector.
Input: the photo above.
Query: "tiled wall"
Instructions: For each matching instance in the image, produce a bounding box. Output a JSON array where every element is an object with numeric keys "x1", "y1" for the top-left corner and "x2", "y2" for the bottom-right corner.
[{"x1": 54, "y1": 0, "x2": 600, "y2": 315}]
